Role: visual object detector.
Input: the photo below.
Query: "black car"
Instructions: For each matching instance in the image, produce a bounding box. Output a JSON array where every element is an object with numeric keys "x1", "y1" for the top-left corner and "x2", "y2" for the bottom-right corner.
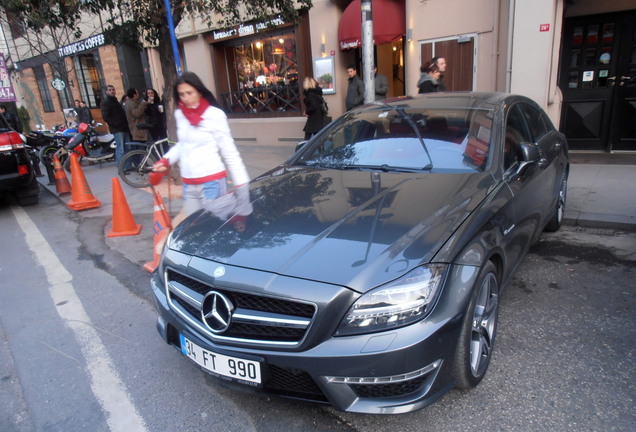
[
  {"x1": 150, "y1": 92, "x2": 569, "y2": 414},
  {"x1": 0, "y1": 113, "x2": 39, "y2": 205}
]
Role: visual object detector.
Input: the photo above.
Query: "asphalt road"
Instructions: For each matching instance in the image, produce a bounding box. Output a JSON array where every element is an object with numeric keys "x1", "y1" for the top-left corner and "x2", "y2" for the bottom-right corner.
[{"x1": 1, "y1": 189, "x2": 634, "y2": 432}]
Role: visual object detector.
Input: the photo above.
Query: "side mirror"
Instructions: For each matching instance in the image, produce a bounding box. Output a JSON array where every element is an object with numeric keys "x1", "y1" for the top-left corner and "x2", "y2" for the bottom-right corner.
[
  {"x1": 516, "y1": 142, "x2": 541, "y2": 175},
  {"x1": 519, "y1": 142, "x2": 541, "y2": 162}
]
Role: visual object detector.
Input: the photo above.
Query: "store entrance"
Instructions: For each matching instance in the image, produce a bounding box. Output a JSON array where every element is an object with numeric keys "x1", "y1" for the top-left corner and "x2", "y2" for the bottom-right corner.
[{"x1": 559, "y1": 10, "x2": 636, "y2": 152}]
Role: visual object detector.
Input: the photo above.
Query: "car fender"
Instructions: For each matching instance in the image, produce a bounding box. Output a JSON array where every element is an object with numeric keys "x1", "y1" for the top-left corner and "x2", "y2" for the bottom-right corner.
[{"x1": 432, "y1": 178, "x2": 512, "y2": 269}]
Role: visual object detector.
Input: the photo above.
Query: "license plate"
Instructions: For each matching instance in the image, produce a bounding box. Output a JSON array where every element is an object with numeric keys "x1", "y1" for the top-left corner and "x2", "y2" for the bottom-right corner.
[{"x1": 180, "y1": 334, "x2": 262, "y2": 385}]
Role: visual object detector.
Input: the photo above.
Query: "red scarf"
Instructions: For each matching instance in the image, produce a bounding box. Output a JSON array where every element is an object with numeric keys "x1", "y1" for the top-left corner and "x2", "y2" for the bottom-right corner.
[{"x1": 179, "y1": 98, "x2": 210, "y2": 126}]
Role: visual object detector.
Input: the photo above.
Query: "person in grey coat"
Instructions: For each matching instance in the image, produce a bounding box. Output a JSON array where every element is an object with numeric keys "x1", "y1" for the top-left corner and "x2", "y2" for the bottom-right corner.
[
  {"x1": 345, "y1": 65, "x2": 365, "y2": 111},
  {"x1": 374, "y1": 67, "x2": 388, "y2": 101}
]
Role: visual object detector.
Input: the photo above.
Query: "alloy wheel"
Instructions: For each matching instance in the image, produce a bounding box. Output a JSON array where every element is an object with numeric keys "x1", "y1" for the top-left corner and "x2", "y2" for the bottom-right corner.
[{"x1": 469, "y1": 272, "x2": 499, "y2": 377}]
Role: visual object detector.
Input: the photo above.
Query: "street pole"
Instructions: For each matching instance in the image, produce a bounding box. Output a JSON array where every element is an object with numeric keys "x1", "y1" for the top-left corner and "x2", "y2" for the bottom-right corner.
[
  {"x1": 163, "y1": 0, "x2": 183, "y2": 76},
  {"x1": 361, "y1": 0, "x2": 375, "y2": 104}
]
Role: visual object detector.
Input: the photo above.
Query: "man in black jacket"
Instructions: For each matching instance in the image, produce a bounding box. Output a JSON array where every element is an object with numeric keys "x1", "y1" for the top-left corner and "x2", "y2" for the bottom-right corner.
[
  {"x1": 100, "y1": 85, "x2": 130, "y2": 162},
  {"x1": 0, "y1": 105, "x2": 22, "y2": 132},
  {"x1": 345, "y1": 65, "x2": 364, "y2": 111}
]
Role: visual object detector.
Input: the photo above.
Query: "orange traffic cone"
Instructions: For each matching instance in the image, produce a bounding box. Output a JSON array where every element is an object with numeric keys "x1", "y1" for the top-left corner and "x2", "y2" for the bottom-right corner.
[
  {"x1": 52, "y1": 154, "x2": 71, "y2": 195},
  {"x1": 67, "y1": 153, "x2": 101, "y2": 211},
  {"x1": 144, "y1": 189, "x2": 172, "y2": 272},
  {"x1": 107, "y1": 177, "x2": 142, "y2": 237}
]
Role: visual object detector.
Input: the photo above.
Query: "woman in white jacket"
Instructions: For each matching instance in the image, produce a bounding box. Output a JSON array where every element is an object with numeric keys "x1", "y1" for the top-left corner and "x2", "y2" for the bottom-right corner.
[{"x1": 152, "y1": 72, "x2": 250, "y2": 224}]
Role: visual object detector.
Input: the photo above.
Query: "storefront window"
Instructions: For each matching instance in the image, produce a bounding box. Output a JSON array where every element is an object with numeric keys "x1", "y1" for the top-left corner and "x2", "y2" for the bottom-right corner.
[
  {"x1": 74, "y1": 52, "x2": 104, "y2": 109},
  {"x1": 33, "y1": 65, "x2": 55, "y2": 112},
  {"x1": 221, "y1": 31, "x2": 301, "y2": 114}
]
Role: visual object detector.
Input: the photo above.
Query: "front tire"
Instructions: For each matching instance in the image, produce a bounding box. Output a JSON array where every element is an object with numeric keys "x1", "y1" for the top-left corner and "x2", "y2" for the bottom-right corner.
[
  {"x1": 544, "y1": 171, "x2": 568, "y2": 232},
  {"x1": 452, "y1": 261, "x2": 499, "y2": 389},
  {"x1": 39, "y1": 144, "x2": 66, "y2": 168}
]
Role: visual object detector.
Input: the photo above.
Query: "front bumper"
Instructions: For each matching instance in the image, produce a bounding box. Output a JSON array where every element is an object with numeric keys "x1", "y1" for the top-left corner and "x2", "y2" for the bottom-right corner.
[{"x1": 150, "y1": 254, "x2": 479, "y2": 414}]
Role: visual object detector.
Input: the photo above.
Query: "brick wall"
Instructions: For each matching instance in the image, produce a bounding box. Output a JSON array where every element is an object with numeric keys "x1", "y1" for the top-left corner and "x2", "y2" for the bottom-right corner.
[{"x1": 18, "y1": 45, "x2": 125, "y2": 133}]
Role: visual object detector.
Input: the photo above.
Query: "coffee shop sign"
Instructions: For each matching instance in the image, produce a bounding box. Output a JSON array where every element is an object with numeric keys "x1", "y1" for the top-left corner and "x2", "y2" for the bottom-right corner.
[
  {"x1": 58, "y1": 34, "x2": 106, "y2": 58},
  {"x1": 212, "y1": 17, "x2": 285, "y2": 41}
]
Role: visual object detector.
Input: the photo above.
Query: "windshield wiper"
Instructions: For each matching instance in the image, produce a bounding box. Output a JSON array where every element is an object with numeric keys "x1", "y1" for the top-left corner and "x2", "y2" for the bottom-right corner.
[
  {"x1": 394, "y1": 107, "x2": 434, "y2": 168},
  {"x1": 340, "y1": 164, "x2": 433, "y2": 173}
]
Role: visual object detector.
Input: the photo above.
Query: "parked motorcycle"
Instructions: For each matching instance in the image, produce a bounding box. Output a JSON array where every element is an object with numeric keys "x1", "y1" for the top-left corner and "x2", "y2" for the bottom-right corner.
[
  {"x1": 57, "y1": 122, "x2": 116, "y2": 172},
  {"x1": 28, "y1": 131, "x2": 72, "y2": 166}
]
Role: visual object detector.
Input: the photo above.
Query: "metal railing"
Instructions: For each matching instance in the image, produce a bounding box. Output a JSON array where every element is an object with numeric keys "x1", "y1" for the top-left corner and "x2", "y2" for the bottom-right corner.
[{"x1": 222, "y1": 83, "x2": 301, "y2": 114}]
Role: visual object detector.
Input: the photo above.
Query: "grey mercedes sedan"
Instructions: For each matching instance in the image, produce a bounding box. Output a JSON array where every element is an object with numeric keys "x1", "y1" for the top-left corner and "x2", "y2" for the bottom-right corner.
[{"x1": 150, "y1": 92, "x2": 569, "y2": 414}]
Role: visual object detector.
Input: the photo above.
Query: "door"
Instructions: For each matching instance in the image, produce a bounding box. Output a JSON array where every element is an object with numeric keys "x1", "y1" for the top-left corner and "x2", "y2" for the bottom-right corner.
[
  {"x1": 609, "y1": 18, "x2": 636, "y2": 151},
  {"x1": 559, "y1": 10, "x2": 636, "y2": 151},
  {"x1": 420, "y1": 36, "x2": 474, "y2": 92}
]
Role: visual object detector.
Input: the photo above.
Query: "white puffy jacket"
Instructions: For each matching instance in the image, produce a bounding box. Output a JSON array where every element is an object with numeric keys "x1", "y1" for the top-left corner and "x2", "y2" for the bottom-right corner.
[{"x1": 163, "y1": 105, "x2": 249, "y2": 186}]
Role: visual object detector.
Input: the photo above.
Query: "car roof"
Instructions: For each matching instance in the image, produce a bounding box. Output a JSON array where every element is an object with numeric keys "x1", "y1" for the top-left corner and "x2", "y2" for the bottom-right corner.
[{"x1": 363, "y1": 91, "x2": 524, "y2": 112}]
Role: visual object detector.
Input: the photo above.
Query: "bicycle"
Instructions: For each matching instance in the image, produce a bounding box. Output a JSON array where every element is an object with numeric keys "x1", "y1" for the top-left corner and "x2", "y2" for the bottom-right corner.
[{"x1": 118, "y1": 137, "x2": 173, "y2": 188}]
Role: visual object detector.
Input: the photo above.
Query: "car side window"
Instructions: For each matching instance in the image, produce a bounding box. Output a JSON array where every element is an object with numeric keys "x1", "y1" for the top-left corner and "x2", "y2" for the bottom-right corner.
[
  {"x1": 520, "y1": 104, "x2": 549, "y2": 142},
  {"x1": 503, "y1": 105, "x2": 532, "y2": 171}
]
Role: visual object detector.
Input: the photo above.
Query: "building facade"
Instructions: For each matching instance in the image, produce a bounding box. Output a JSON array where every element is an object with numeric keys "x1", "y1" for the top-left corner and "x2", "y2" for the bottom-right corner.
[
  {"x1": 155, "y1": 0, "x2": 633, "y2": 152},
  {"x1": 3, "y1": 0, "x2": 635, "y2": 152}
]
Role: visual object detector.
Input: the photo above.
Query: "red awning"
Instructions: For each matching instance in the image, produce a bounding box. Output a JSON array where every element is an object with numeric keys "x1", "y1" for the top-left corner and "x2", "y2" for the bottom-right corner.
[{"x1": 338, "y1": 0, "x2": 406, "y2": 51}]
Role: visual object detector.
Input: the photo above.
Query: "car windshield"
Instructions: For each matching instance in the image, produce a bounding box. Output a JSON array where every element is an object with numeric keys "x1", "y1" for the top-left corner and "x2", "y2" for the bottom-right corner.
[{"x1": 296, "y1": 106, "x2": 494, "y2": 172}]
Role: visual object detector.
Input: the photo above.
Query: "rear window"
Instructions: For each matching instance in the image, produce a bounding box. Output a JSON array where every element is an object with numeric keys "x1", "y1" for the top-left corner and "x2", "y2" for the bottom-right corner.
[
  {"x1": 0, "y1": 114, "x2": 11, "y2": 132},
  {"x1": 297, "y1": 107, "x2": 494, "y2": 172}
]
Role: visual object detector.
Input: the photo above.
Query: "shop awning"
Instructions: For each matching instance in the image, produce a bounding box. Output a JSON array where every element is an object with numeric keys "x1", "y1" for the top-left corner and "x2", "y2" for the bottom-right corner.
[{"x1": 338, "y1": 0, "x2": 406, "y2": 51}]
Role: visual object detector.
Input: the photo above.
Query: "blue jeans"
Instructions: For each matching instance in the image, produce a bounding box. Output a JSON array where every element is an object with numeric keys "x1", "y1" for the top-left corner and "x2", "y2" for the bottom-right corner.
[
  {"x1": 182, "y1": 179, "x2": 228, "y2": 218},
  {"x1": 113, "y1": 131, "x2": 130, "y2": 163}
]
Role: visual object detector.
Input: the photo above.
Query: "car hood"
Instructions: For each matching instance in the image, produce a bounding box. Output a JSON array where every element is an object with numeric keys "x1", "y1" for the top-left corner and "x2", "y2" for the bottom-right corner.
[{"x1": 169, "y1": 167, "x2": 495, "y2": 292}]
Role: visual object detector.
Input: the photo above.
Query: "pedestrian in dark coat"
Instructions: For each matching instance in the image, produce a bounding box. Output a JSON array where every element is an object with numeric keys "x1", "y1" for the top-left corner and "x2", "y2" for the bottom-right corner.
[
  {"x1": 374, "y1": 67, "x2": 389, "y2": 101},
  {"x1": 302, "y1": 77, "x2": 326, "y2": 140},
  {"x1": 417, "y1": 62, "x2": 442, "y2": 94},
  {"x1": 0, "y1": 105, "x2": 22, "y2": 132},
  {"x1": 143, "y1": 88, "x2": 167, "y2": 140},
  {"x1": 78, "y1": 101, "x2": 93, "y2": 124},
  {"x1": 345, "y1": 65, "x2": 365, "y2": 111},
  {"x1": 100, "y1": 85, "x2": 130, "y2": 162}
]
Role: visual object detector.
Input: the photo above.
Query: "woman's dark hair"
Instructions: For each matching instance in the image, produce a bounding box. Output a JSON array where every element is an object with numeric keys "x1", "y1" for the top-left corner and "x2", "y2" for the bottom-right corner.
[
  {"x1": 144, "y1": 88, "x2": 161, "y2": 103},
  {"x1": 421, "y1": 61, "x2": 440, "y2": 74},
  {"x1": 173, "y1": 72, "x2": 220, "y2": 108}
]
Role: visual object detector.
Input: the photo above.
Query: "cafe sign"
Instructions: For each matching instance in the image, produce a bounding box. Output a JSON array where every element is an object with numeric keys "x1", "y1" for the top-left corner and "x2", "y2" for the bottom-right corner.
[
  {"x1": 210, "y1": 16, "x2": 287, "y2": 42},
  {"x1": 58, "y1": 33, "x2": 106, "y2": 58}
]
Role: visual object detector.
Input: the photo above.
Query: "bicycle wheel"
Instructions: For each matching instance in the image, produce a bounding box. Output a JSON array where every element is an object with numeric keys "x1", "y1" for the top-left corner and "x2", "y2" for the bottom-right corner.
[{"x1": 118, "y1": 150, "x2": 157, "y2": 188}]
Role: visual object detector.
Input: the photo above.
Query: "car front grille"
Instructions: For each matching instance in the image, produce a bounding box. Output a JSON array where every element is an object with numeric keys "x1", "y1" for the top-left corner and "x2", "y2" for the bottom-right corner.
[
  {"x1": 166, "y1": 269, "x2": 316, "y2": 346},
  {"x1": 266, "y1": 365, "x2": 328, "y2": 402}
]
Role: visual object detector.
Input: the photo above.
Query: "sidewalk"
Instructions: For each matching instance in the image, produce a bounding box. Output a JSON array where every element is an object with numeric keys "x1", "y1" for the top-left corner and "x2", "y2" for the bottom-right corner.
[
  {"x1": 564, "y1": 152, "x2": 636, "y2": 231},
  {"x1": 36, "y1": 148, "x2": 636, "y2": 268}
]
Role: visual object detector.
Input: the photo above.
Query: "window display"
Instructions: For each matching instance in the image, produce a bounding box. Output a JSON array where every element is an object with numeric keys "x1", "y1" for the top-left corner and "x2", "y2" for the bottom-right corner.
[{"x1": 221, "y1": 32, "x2": 302, "y2": 114}]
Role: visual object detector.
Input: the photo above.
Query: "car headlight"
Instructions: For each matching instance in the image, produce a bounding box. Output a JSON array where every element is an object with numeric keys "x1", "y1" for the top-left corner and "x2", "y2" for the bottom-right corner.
[{"x1": 335, "y1": 264, "x2": 447, "y2": 336}]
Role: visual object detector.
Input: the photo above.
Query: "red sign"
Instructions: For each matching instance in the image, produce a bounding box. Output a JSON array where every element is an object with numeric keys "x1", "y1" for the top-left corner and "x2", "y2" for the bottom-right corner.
[{"x1": 540, "y1": 24, "x2": 550, "y2": 32}]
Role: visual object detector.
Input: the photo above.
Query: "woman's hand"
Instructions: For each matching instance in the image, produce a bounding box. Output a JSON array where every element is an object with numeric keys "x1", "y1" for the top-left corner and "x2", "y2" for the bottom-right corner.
[{"x1": 152, "y1": 158, "x2": 169, "y2": 172}]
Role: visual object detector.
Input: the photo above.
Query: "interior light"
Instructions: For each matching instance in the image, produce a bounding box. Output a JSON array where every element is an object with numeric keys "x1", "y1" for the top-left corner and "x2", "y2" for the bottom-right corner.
[
  {"x1": 255, "y1": 42, "x2": 262, "y2": 49},
  {"x1": 279, "y1": 38, "x2": 284, "y2": 44}
]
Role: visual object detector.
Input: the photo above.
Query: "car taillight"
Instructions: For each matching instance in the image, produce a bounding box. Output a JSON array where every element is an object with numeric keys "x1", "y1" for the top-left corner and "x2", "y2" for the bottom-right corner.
[
  {"x1": 18, "y1": 164, "x2": 29, "y2": 175},
  {"x1": 0, "y1": 143, "x2": 26, "y2": 151},
  {"x1": 0, "y1": 131, "x2": 26, "y2": 151}
]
